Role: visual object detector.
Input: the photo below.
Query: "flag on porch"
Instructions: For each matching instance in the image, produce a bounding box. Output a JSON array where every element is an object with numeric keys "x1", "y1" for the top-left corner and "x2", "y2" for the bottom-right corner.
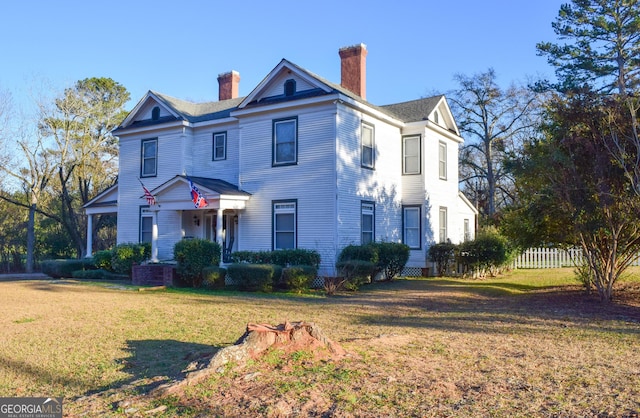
[
  {"x1": 187, "y1": 177, "x2": 208, "y2": 208},
  {"x1": 138, "y1": 178, "x2": 156, "y2": 205}
]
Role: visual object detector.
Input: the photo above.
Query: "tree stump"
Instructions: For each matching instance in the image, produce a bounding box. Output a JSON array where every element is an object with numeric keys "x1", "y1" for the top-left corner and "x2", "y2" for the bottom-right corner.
[{"x1": 152, "y1": 321, "x2": 345, "y2": 396}]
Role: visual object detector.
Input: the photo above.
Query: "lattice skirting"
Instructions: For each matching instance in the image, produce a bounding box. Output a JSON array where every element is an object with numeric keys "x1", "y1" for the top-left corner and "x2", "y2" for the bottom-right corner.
[
  {"x1": 225, "y1": 266, "x2": 429, "y2": 289},
  {"x1": 400, "y1": 266, "x2": 424, "y2": 277}
]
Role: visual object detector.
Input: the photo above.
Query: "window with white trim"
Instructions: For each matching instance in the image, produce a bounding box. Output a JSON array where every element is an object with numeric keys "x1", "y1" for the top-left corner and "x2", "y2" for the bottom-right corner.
[
  {"x1": 439, "y1": 207, "x2": 448, "y2": 243},
  {"x1": 464, "y1": 218, "x2": 471, "y2": 241},
  {"x1": 402, "y1": 135, "x2": 421, "y2": 175},
  {"x1": 273, "y1": 200, "x2": 296, "y2": 249},
  {"x1": 438, "y1": 141, "x2": 447, "y2": 180},
  {"x1": 140, "y1": 208, "x2": 153, "y2": 243},
  {"x1": 403, "y1": 206, "x2": 421, "y2": 249},
  {"x1": 361, "y1": 201, "x2": 375, "y2": 244},
  {"x1": 361, "y1": 122, "x2": 375, "y2": 169},
  {"x1": 141, "y1": 138, "x2": 157, "y2": 177},
  {"x1": 213, "y1": 132, "x2": 227, "y2": 161},
  {"x1": 273, "y1": 118, "x2": 297, "y2": 165}
]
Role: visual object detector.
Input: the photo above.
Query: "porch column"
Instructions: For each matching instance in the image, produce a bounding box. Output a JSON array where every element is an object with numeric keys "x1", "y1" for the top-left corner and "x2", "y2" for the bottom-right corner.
[
  {"x1": 85, "y1": 214, "x2": 93, "y2": 258},
  {"x1": 151, "y1": 209, "x2": 159, "y2": 262},
  {"x1": 216, "y1": 208, "x2": 224, "y2": 263}
]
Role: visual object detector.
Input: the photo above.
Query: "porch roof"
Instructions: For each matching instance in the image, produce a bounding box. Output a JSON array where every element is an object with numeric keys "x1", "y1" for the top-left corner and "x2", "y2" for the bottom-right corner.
[
  {"x1": 148, "y1": 175, "x2": 251, "y2": 211},
  {"x1": 83, "y1": 184, "x2": 118, "y2": 215}
]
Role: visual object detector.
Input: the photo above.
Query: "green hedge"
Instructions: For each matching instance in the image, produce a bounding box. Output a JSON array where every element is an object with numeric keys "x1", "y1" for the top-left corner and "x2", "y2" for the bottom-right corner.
[
  {"x1": 227, "y1": 263, "x2": 281, "y2": 292},
  {"x1": 174, "y1": 239, "x2": 222, "y2": 287},
  {"x1": 337, "y1": 244, "x2": 378, "y2": 264},
  {"x1": 72, "y1": 269, "x2": 128, "y2": 280},
  {"x1": 111, "y1": 243, "x2": 151, "y2": 276},
  {"x1": 229, "y1": 249, "x2": 320, "y2": 268},
  {"x1": 280, "y1": 265, "x2": 317, "y2": 293},
  {"x1": 456, "y1": 228, "x2": 514, "y2": 277},
  {"x1": 337, "y1": 242, "x2": 410, "y2": 282},
  {"x1": 428, "y1": 242, "x2": 456, "y2": 276},
  {"x1": 41, "y1": 259, "x2": 95, "y2": 279},
  {"x1": 92, "y1": 250, "x2": 114, "y2": 271},
  {"x1": 372, "y1": 242, "x2": 410, "y2": 281},
  {"x1": 202, "y1": 266, "x2": 227, "y2": 290},
  {"x1": 335, "y1": 259, "x2": 375, "y2": 290}
]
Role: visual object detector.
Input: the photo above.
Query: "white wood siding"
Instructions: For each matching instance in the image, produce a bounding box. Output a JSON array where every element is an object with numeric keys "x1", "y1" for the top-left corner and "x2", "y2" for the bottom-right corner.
[
  {"x1": 400, "y1": 128, "x2": 427, "y2": 268},
  {"x1": 424, "y1": 128, "x2": 464, "y2": 245},
  {"x1": 261, "y1": 72, "x2": 318, "y2": 99},
  {"x1": 191, "y1": 122, "x2": 239, "y2": 184},
  {"x1": 238, "y1": 103, "x2": 338, "y2": 275},
  {"x1": 335, "y1": 106, "x2": 403, "y2": 256},
  {"x1": 117, "y1": 128, "x2": 187, "y2": 259}
]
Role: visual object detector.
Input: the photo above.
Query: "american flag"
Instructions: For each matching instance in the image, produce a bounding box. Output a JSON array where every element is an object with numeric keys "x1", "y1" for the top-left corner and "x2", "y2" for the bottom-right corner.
[
  {"x1": 139, "y1": 179, "x2": 156, "y2": 205},
  {"x1": 187, "y1": 177, "x2": 208, "y2": 208}
]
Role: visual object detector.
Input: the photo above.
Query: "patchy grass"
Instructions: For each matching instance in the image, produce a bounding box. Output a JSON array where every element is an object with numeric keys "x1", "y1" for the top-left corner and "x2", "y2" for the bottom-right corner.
[{"x1": 0, "y1": 270, "x2": 638, "y2": 417}]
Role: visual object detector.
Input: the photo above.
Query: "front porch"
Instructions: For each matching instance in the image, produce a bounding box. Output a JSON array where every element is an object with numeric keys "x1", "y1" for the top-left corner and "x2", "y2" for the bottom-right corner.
[{"x1": 84, "y1": 175, "x2": 251, "y2": 264}]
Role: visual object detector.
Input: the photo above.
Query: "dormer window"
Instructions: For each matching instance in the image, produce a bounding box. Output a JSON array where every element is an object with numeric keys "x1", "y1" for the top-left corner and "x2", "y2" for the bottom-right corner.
[
  {"x1": 284, "y1": 79, "x2": 296, "y2": 97},
  {"x1": 151, "y1": 106, "x2": 160, "y2": 121}
]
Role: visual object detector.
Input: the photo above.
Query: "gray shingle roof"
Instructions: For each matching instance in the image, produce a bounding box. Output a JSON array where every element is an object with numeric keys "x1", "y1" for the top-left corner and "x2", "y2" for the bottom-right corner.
[
  {"x1": 182, "y1": 176, "x2": 251, "y2": 196},
  {"x1": 380, "y1": 96, "x2": 444, "y2": 123},
  {"x1": 152, "y1": 92, "x2": 245, "y2": 123},
  {"x1": 143, "y1": 64, "x2": 444, "y2": 125}
]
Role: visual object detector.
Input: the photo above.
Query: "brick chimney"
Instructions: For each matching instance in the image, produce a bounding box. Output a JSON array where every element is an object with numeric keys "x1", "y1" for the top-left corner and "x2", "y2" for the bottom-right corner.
[
  {"x1": 339, "y1": 44, "x2": 367, "y2": 99},
  {"x1": 217, "y1": 71, "x2": 240, "y2": 101}
]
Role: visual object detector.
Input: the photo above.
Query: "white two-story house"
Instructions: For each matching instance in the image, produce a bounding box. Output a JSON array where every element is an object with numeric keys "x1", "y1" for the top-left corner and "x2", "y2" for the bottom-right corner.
[{"x1": 84, "y1": 44, "x2": 477, "y2": 276}]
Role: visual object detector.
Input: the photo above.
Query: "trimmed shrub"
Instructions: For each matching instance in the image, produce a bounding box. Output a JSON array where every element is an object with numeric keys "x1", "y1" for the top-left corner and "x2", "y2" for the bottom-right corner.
[
  {"x1": 337, "y1": 244, "x2": 378, "y2": 264},
  {"x1": 202, "y1": 266, "x2": 227, "y2": 290},
  {"x1": 335, "y1": 259, "x2": 376, "y2": 291},
  {"x1": 230, "y1": 250, "x2": 271, "y2": 264},
  {"x1": 270, "y1": 249, "x2": 321, "y2": 269},
  {"x1": 456, "y1": 228, "x2": 513, "y2": 278},
  {"x1": 428, "y1": 242, "x2": 456, "y2": 276},
  {"x1": 372, "y1": 242, "x2": 410, "y2": 281},
  {"x1": 280, "y1": 265, "x2": 317, "y2": 293},
  {"x1": 111, "y1": 243, "x2": 151, "y2": 276},
  {"x1": 72, "y1": 269, "x2": 128, "y2": 280},
  {"x1": 174, "y1": 239, "x2": 222, "y2": 287},
  {"x1": 41, "y1": 259, "x2": 94, "y2": 279},
  {"x1": 227, "y1": 263, "x2": 278, "y2": 292},
  {"x1": 229, "y1": 249, "x2": 320, "y2": 268},
  {"x1": 337, "y1": 244, "x2": 380, "y2": 281},
  {"x1": 92, "y1": 250, "x2": 113, "y2": 271}
]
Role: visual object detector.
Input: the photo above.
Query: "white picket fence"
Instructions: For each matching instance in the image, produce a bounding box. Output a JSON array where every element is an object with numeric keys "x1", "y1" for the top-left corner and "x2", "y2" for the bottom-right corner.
[{"x1": 513, "y1": 247, "x2": 640, "y2": 269}]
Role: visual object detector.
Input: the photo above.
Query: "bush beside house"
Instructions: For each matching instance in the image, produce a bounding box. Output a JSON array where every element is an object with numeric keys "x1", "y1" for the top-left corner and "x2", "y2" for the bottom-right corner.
[
  {"x1": 174, "y1": 239, "x2": 221, "y2": 287},
  {"x1": 336, "y1": 242, "x2": 410, "y2": 287}
]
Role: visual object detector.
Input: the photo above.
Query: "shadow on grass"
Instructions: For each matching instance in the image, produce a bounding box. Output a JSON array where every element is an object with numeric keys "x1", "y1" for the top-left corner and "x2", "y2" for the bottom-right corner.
[
  {"x1": 108, "y1": 339, "x2": 220, "y2": 394},
  {"x1": 344, "y1": 279, "x2": 640, "y2": 336},
  {"x1": 0, "y1": 356, "x2": 89, "y2": 392},
  {"x1": 67, "y1": 339, "x2": 222, "y2": 406}
]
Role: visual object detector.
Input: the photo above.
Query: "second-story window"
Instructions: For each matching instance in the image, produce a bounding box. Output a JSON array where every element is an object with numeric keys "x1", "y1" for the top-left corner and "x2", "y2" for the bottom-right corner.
[
  {"x1": 273, "y1": 117, "x2": 297, "y2": 165},
  {"x1": 361, "y1": 122, "x2": 375, "y2": 169},
  {"x1": 439, "y1": 141, "x2": 447, "y2": 180},
  {"x1": 213, "y1": 132, "x2": 227, "y2": 161},
  {"x1": 403, "y1": 135, "x2": 421, "y2": 175},
  {"x1": 141, "y1": 138, "x2": 157, "y2": 177}
]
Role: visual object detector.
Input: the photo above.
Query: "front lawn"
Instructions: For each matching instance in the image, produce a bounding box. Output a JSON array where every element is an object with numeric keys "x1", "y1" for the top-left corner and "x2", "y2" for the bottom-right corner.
[{"x1": 0, "y1": 269, "x2": 638, "y2": 417}]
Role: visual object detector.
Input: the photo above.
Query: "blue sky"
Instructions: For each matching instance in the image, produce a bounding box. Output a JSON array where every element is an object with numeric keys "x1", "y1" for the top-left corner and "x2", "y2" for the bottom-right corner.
[{"x1": 1, "y1": 0, "x2": 563, "y2": 110}]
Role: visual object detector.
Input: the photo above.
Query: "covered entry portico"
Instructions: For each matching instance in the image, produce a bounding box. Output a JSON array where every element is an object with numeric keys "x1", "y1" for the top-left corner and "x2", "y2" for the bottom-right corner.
[{"x1": 142, "y1": 176, "x2": 251, "y2": 262}]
